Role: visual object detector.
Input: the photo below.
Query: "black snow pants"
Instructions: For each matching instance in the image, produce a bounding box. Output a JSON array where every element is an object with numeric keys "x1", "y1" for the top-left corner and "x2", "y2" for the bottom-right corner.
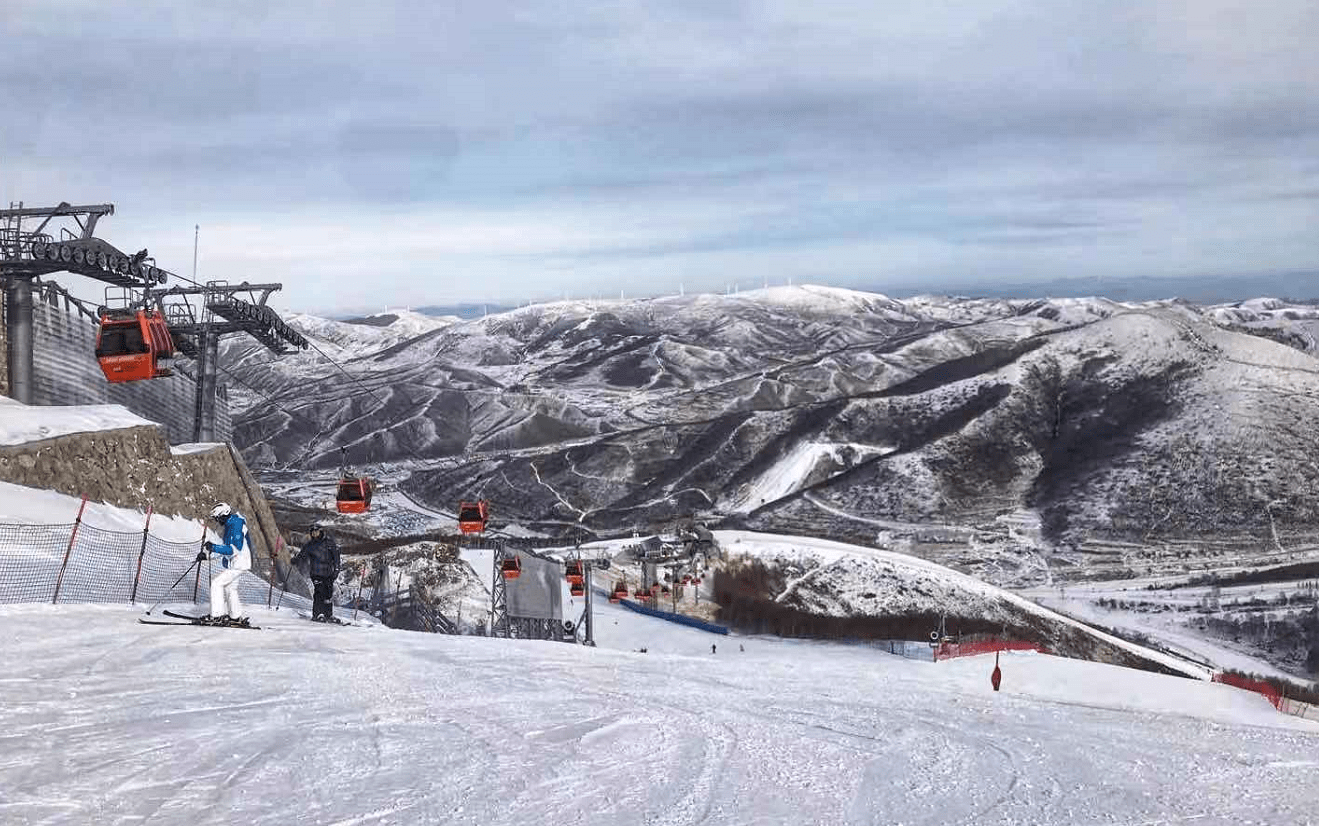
[{"x1": 312, "y1": 576, "x2": 335, "y2": 619}]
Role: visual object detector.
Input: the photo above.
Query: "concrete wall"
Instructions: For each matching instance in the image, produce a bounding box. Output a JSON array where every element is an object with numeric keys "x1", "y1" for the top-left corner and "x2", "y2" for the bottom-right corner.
[
  {"x1": 0, "y1": 424, "x2": 286, "y2": 566},
  {"x1": 1, "y1": 287, "x2": 232, "y2": 445}
]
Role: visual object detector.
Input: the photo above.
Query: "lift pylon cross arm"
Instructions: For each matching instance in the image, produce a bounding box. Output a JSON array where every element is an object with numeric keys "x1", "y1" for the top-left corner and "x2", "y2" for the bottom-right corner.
[
  {"x1": 0, "y1": 202, "x2": 114, "y2": 240},
  {"x1": 206, "y1": 296, "x2": 308, "y2": 353},
  {"x1": 147, "y1": 282, "x2": 308, "y2": 356},
  {"x1": 1, "y1": 203, "x2": 165, "y2": 288}
]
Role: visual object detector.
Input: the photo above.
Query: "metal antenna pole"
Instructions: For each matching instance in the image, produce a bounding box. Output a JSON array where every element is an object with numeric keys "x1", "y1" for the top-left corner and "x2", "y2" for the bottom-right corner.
[{"x1": 192, "y1": 224, "x2": 199, "y2": 282}]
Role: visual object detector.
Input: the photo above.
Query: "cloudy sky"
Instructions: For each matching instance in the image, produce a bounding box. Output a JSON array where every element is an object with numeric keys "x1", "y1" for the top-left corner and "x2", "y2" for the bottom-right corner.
[{"x1": 3, "y1": 1, "x2": 1317, "y2": 313}]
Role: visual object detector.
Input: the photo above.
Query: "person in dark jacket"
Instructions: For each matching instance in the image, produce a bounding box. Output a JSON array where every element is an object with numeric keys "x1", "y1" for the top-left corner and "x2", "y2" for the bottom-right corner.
[{"x1": 293, "y1": 525, "x2": 341, "y2": 621}]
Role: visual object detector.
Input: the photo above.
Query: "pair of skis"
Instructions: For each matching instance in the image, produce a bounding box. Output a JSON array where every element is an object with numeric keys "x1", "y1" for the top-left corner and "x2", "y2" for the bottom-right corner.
[
  {"x1": 296, "y1": 610, "x2": 358, "y2": 627},
  {"x1": 139, "y1": 610, "x2": 261, "y2": 630},
  {"x1": 139, "y1": 610, "x2": 358, "y2": 630}
]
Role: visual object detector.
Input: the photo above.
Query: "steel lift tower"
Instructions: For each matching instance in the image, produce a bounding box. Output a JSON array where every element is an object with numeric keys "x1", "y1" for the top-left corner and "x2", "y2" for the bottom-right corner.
[
  {"x1": 490, "y1": 541, "x2": 511, "y2": 638},
  {"x1": 146, "y1": 281, "x2": 308, "y2": 442}
]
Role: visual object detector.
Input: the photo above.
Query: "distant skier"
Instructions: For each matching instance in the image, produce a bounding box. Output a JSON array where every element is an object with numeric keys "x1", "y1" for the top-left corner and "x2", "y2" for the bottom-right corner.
[
  {"x1": 199, "y1": 503, "x2": 253, "y2": 625},
  {"x1": 293, "y1": 525, "x2": 341, "y2": 622},
  {"x1": 711, "y1": 643, "x2": 717, "y2": 654}
]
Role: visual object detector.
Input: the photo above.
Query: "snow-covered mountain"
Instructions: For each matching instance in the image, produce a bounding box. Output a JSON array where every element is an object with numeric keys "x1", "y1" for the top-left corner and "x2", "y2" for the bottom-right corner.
[{"x1": 226, "y1": 287, "x2": 1319, "y2": 581}]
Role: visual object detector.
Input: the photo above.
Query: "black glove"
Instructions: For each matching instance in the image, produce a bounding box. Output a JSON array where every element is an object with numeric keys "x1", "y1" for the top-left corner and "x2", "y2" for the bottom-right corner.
[
  {"x1": 196, "y1": 550, "x2": 207, "y2": 562},
  {"x1": 204, "y1": 541, "x2": 214, "y2": 552}
]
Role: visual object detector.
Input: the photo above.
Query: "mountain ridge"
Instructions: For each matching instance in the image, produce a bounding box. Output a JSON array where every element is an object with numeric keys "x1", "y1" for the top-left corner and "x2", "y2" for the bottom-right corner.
[{"x1": 226, "y1": 286, "x2": 1319, "y2": 586}]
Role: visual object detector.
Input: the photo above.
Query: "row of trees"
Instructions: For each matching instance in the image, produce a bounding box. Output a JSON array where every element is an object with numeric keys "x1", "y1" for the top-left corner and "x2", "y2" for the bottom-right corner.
[{"x1": 1200, "y1": 606, "x2": 1319, "y2": 677}]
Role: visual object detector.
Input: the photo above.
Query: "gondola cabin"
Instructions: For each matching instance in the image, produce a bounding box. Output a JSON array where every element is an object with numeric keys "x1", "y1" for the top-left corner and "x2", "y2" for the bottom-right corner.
[
  {"x1": 569, "y1": 582, "x2": 585, "y2": 598},
  {"x1": 500, "y1": 556, "x2": 522, "y2": 580},
  {"x1": 95, "y1": 309, "x2": 175, "y2": 383},
  {"x1": 457, "y1": 500, "x2": 489, "y2": 534},
  {"x1": 335, "y1": 476, "x2": 374, "y2": 514},
  {"x1": 564, "y1": 560, "x2": 584, "y2": 585},
  {"x1": 609, "y1": 583, "x2": 627, "y2": 603}
]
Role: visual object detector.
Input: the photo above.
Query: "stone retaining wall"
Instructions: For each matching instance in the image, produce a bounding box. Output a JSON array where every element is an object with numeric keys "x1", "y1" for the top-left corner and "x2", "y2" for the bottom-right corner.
[{"x1": 0, "y1": 424, "x2": 286, "y2": 565}]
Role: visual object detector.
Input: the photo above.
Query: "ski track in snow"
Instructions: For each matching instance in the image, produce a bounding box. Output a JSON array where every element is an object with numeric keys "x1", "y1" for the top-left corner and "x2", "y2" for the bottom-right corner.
[
  {"x1": 0, "y1": 601, "x2": 1316, "y2": 826},
  {"x1": 802, "y1": 492, "x2": 979, "y2": 537},
  {"x1": 773, "y1": 558, "x2": 842, "y2": 604},
  {"x1": 530, "y1": 461, "x2": 588, "y2": 522}
]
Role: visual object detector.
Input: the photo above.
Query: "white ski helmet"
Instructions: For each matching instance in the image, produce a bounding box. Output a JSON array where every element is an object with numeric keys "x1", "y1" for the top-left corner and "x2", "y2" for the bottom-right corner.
[{"x1": 210, "y1": 502, "x2": 233, "y2": 520}]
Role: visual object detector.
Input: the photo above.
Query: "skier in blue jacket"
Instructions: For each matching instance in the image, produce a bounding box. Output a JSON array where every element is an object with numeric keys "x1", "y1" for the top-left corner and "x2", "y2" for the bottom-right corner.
[{"x1": 198, "y1": 502, "x2": 253, "y2": 625}]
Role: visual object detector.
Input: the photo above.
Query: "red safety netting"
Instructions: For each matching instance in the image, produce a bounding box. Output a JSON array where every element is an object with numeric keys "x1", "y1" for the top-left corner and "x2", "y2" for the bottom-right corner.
[
  {"x1": 0, "y1": 514, "x2": 310, "y2": 613},
  {"x1": 934, "y1": 639, "x2": 1045, "y2": 661},
  {"x1": 1211, "y1": 672, "x2": 1283, "y2": 709},
  {"x1": 0, "y1": 522, "x2": 76, "y2": 604}
]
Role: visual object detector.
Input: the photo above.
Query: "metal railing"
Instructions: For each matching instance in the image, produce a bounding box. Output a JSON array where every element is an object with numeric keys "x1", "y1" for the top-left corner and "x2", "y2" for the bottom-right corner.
[{"x1": 374, "y1": 585, "x2": 457, "y2": 634}]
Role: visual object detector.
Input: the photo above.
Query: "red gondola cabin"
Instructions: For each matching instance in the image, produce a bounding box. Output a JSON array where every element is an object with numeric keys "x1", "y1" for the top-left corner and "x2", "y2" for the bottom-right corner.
[
  {"x1": 609, "y1": 583, "x2": 627, "y2": 603},
  {"x1": 95, "y1": 309, "x2": 175, "y2": 383},
  {"x1": 500, "y1": 556, "x2": 522, "y2": 580},
  {"x1": 336, "y1": 477, "x2": 374, "y2": 514},
  {"x1": 457, "y1": 500, "x2": 489, "y2": 534},
  {"x1": 564, "y1": 560, "x2": 584, "y2": 585}
]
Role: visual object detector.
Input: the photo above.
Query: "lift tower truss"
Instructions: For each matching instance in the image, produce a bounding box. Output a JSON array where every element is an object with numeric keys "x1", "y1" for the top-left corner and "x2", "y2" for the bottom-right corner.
[{"x1": 144, "y1": 281, "x2": 308, "y2": 442}]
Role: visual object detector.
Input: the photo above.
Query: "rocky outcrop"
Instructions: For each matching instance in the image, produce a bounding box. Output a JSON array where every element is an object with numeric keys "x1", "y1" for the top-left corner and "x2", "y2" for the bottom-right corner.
[{"x1": 0, "y1": 424, "x2": 286, "y2": 565}]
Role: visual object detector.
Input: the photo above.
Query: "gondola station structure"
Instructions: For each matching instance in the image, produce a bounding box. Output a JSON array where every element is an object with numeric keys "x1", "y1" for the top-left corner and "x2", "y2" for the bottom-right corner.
[{"x1": 1, "y1": 202, "x2": 309, "y2": 446}]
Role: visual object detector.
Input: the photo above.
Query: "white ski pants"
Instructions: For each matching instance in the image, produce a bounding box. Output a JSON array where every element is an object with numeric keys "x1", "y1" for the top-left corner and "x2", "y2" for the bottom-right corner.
[{"x1": 210, "y1": 568, "x2": 244, "y2": 617}]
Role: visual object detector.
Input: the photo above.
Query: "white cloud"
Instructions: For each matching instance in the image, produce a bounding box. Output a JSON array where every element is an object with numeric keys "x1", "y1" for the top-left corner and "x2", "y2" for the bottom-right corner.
[{"x1": 3, "y1": 0, "x2": 1317, "y2": 310}]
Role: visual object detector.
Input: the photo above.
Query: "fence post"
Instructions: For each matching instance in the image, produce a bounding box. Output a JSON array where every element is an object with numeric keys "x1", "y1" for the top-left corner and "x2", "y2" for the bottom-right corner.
[
  {"x1": 267, "y1": 536, "x2": 284, "y2": 608},
  {"x1": 128, "y1": 506, "x2": 154, "y2": 604},
  {"x1": 51, "y1": 495, "x2": 89, "y2": 604}
]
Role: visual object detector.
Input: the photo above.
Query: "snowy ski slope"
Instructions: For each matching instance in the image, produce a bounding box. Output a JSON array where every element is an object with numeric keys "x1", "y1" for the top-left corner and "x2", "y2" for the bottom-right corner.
[{"x1": 1, "y1": 598, "x2": 1314, "y2": 826}]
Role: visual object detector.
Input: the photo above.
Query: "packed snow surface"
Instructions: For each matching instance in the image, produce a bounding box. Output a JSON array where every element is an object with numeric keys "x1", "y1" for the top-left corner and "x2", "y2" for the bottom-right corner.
[
  {"x1": 0, "y1": 397, "x2": 159, "y2": 446},
  {"x1": 1, "y1": 598, "x2": 1314, "y2": 826}
]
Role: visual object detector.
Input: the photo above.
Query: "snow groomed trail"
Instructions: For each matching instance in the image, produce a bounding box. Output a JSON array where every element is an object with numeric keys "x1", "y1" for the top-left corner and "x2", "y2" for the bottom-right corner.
[{"x1": 1, "y1": 600, "x2": 1315, "y2": 826}]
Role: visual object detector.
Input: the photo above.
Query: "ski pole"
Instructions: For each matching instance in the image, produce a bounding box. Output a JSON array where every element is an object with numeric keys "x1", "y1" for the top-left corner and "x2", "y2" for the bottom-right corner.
[
  {"x1": 145, "y1": 559, "x2": 200, "y2": 615},
  {"x1": 192, "y1": 528, "x2": 205, "y2": 602},
  {"x1": 274, "y1": 572, "x2": 290, "y2": 611}
]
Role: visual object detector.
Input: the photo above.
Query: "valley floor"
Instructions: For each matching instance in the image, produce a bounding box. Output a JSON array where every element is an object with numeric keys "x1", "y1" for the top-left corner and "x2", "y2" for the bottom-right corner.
[{"x1": 1, "y1": 599, "x2": 1315, "y2": 826}]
